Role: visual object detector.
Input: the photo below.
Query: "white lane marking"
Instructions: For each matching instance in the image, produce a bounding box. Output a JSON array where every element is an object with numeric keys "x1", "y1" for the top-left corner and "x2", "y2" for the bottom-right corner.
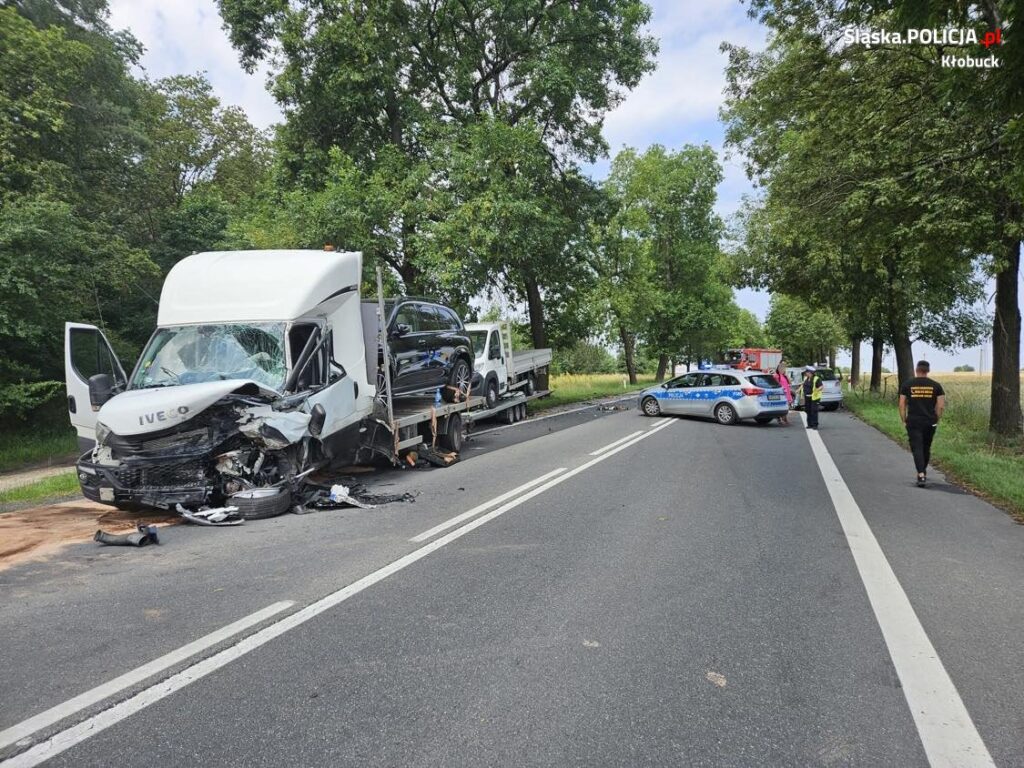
[
  {"x1": 409, "y1": 467, "x2": 567, "y2": 542},
  {"x1": 0, "y1": 601, "x2": 293, "y2": 752},
  {"x1": 2, "y1": 418, "x2": 677, "y2": 768},
  {"x1": 588, "y1": 431, "x2": 644, "y2": 456},
  {"x1": 803, "y1": 417, "x2": 995, "y2": 768},
  {"x1": 471, "y1": 396, "x2": 638, "y2": 437}
]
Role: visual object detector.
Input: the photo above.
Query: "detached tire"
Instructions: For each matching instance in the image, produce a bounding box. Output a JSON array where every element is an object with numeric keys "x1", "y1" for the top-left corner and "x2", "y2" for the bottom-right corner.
[
  {"x1": 754, "y1": 416, "x2": 773, "y2": 425},
  {"x1": 443, "y1": 359, "x2": 472, "y2": 403},
  {"x1": 230, "y1": 486, "x2": 292, "y2": 520}
]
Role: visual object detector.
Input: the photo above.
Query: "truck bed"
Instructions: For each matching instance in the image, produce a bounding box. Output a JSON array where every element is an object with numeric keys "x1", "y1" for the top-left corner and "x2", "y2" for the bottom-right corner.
[{"x1": 510, "y1": 348, "x2": 552, "y2": 377}]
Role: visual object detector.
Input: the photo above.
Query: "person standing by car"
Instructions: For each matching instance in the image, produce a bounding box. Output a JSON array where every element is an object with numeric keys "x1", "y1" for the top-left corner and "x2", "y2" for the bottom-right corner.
[
  {"x1": 802, "y1": 365, "x2": 823, "y2": 429},
  {"x1": 774, "y1": 361, "x2": 793, "y2": 425},
  {"x1": 898, "y1": 360, "x2": 946, "y2": 487}
]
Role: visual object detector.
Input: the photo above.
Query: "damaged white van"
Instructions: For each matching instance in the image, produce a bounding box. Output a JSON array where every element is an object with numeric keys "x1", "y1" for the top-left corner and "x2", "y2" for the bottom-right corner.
[{"x1": 66, "y1": 250, "x2": 375, "y2": 516}]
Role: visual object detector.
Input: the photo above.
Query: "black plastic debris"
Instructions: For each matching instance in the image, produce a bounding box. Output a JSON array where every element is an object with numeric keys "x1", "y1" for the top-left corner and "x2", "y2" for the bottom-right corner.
[
  {"x1": 94, "y1": 524, "x2": 160, "y2": 547},
  {"x1": 301, "y1": 484, "x2": 416, "y2": 512}
]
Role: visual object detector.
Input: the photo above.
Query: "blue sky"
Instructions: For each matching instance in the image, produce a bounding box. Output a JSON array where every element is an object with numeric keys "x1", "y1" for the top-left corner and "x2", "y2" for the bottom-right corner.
[{"x1": 107, "y1": 0, "x2": 1011, "y2": 372}]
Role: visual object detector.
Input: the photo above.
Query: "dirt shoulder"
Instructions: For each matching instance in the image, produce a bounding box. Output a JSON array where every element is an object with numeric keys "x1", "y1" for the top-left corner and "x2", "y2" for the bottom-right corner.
[{"x1": 0, "y1": 500, "x2": 179, "y2": 572}]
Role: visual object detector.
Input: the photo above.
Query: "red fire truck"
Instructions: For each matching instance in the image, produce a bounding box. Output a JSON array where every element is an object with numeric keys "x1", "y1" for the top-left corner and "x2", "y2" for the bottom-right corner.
[{"x1": 722, "y1": 348, "x2": 783, "y2": 372}]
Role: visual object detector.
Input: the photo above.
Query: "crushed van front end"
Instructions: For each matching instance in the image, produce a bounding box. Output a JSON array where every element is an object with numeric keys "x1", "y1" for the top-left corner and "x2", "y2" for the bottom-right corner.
[{"x1": 77, "y1": 394, "x2": 316, "y2": 511}]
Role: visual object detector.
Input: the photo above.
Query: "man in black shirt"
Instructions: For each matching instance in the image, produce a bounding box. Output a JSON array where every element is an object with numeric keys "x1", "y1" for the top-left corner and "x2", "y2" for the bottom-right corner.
[{"x1": 898, "y1": 360, "x2": 946, "y2": 487}]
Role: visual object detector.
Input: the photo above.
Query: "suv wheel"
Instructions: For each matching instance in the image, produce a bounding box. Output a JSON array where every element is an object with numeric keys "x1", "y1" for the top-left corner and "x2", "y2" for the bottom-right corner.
[{"x1": 443, "y1": 358, "x2": 472, "y2": 403}]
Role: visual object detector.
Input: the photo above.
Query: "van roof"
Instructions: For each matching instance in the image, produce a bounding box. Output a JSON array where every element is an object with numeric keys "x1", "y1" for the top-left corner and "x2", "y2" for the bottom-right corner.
[{"x1": 158, "y1": 250, "x2": 362, "y2": 325}]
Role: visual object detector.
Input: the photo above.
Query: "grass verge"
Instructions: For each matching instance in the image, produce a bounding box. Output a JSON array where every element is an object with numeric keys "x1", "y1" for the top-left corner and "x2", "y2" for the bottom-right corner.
[
  {"x1": 531, "y1": 373, "x2": 657, "y2": 413},
  {"x1": 845, "y1": 382, "x2": 1024, "y2": 521},
  {"x1": 0, "y1": 423, "x2": 78, "y2": 472},
  {"x1": 0, "y1": 471, "x2": 80, "y2": 506}
]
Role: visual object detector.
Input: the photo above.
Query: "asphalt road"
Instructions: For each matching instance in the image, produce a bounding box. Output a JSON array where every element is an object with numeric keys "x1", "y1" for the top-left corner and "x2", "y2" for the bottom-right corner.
[{"x1": 1, "y1": 399, "x2": 1022, "y2": 767}]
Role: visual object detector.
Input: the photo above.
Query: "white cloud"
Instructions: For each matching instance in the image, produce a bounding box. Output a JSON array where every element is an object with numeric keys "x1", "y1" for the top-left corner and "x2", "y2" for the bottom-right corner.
[
  {"x1": 107, "y1": 0, "x2": 282, "y2": 129},
  {"x1": 603, "y1": 1, "x2": 767, "y2": 150}
]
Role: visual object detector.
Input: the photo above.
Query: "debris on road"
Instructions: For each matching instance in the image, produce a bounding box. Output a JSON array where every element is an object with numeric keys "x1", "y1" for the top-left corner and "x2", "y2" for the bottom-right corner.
[
  {"x1": 299, "y1": 483, "x2": 417, "y2": 513},
  {"x1": 176, "y1": 504, "x2": 244, "y2": 526},
  {"x1": 706, "y1": 671, "x2": 728, "y2": 688},
  {"x1": 94, "y1": 524, "x2": 161, "y2": 547}
]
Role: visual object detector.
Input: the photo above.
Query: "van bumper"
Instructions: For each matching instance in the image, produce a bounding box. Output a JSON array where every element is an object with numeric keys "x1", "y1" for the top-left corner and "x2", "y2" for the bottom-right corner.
[{"x1": 75, "y1": 453, "x2": 210, "y2": 509}]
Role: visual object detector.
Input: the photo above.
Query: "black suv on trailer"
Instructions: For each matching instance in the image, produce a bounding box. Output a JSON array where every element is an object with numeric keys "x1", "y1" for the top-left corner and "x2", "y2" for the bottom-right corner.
[{"x1": 365, "y1": 298, "x2": 474, "y2": 402}]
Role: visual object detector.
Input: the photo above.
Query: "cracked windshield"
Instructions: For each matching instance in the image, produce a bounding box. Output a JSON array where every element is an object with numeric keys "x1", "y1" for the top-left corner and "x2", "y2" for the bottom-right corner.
[{"x1": 132, "y1": 323, "x2": 287, "y2": 391}]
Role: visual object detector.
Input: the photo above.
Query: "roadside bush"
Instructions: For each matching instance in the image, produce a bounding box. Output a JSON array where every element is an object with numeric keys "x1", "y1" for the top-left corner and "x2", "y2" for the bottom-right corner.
[{"x1": 551, "y1": 341, "x2": 617, "y2": 375}]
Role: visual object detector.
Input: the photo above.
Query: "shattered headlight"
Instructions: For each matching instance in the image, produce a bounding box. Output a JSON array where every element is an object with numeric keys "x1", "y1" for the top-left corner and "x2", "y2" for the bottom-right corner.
[{"x1": 95, "y1": 421, "x2": 112, "y2": 447}]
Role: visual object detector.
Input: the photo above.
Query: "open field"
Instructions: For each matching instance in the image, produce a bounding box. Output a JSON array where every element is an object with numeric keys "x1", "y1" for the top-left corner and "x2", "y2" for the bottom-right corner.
[
  {"x1": 532, "y1": 373, "x2": 657, "y2": 412},
  {"x1": 845, "y1": 373, "x2": 1024, "y2": 519}
]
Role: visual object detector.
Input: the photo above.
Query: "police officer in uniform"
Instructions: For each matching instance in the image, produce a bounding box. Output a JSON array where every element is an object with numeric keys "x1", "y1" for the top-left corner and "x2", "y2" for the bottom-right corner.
[{"x1": 802, "y1": 365, "x2": 823, "y2": 429}]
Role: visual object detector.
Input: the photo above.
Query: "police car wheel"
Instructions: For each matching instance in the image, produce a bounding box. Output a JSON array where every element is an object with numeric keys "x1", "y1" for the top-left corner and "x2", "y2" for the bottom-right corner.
[
  {"x1": 715, "y1": 403, "x2": 737, "y2": 425},
  {"x1": 641, "y1": 397, "x2": 660, "y2": 417}
]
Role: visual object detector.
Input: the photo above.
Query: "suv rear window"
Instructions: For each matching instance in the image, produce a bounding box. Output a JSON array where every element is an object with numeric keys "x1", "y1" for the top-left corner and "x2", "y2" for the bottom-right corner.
[
  {"x1": 815, "y1": 369, "x2": 836, "y2": 380},
  {"x1": 747, "y1": 374, "x2": 780, "y2": 388}
]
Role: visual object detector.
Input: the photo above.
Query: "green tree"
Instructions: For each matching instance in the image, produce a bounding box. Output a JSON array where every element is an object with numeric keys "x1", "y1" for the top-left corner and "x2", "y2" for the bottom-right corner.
[
  {"x1": 594, "y1": 145, "x2": 731, "y2": 382},
  {"x1": 729, "y1": 308, "x2": 767, "y2": 348},
  {"x1": 723, "y1": 23, "x2": 989, "y2": 387},
  {"x1": 216, "y1": 0, "x2": 657, "y2": 347},
  {"x1": 765, "y1": 295, "x2": 845, "y2": 366},
  {"x1": 737, "y1": 0, "x2": 1020, "y2": 435}
]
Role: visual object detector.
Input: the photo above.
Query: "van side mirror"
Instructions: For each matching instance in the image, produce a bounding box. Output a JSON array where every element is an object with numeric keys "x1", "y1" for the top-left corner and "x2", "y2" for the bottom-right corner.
[
  {"x1": 308, "y1": 403, "x2": 327, "y2": 437},
  {"x1": 88, "y1": 373, "x2": 116, "y2": 409}
]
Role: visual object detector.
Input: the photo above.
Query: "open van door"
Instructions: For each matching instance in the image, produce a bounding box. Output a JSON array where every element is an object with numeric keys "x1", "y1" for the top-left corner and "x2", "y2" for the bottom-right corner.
[{"x1": 65, "y1": 323, "x2": 128, "y2": 452}]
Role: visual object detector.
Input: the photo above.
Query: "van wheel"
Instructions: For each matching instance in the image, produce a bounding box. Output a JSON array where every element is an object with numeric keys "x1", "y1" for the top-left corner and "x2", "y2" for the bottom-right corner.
[
  {"x1": 485, "y1": 378, "x2": 499, "y2": 409},
  {"x1": 443, "y1": 359, "x2": 472, "y2": 403},
  {"x1": 439, "y1": 413, "x2": 463, "y2": 452},
  {"x1": 714, "y1": 403, "x2": 738, "y2": 425},
  {"x1": 641, "y1": 397, "x2": 660, "y2": 417},
  {"x1": 524, "y1": 373, "x2": 536, "y2": 395},
  {"x1": 230, "y1": 486, "x2": 292, "y2": 520}
]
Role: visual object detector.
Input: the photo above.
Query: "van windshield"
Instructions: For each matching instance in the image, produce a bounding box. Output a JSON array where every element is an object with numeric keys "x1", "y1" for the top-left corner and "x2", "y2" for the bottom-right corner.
[
  {"x1": 131, "y1": 323, "x2": 287, "y2": 391},
  {"x1": 468, "y1": 330, "x2": 488, "y2": 358}
]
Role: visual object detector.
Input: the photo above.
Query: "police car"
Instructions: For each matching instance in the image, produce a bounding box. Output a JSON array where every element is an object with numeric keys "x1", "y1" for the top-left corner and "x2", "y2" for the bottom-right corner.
[{"x1": 637, "y1": 369, "x2": 789, "y2": 425}]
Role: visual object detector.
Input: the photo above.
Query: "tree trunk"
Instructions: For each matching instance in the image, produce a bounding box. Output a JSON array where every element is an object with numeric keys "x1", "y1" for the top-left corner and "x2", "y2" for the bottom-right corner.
[
  {"x1": 655, "y1": 354, "x2": 668, "y2": 382},
  {"x1": 523, "y1": 276, "x2": 547, "y2": 350},
  {"x1": 828, "y1": 348, "x2": 837, "y2": 370},
  {"x1": 619, "y1": 325, "x2": 637, "y2": 384},
  {"x1": 870, "y1": 336, "x2": 884, "y2": 393},
  {"x1": 892, "y1": 330, "x2": 914, "y2": 385},
  {"x1": 850, "y1": 335, "x2": 862, "y2": 388},
  {"x1": 886, "y1": 299, "x2": 915, "y2": 385},
  {"x1": 990, "y1": 236, "x2": 1022, "y2": 436}
]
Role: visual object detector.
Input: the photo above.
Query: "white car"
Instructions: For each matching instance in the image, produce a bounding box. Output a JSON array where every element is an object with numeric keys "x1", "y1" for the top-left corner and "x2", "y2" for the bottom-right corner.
[{"x1": 787, "y1": 367, "x2": 843, "y2": 411}]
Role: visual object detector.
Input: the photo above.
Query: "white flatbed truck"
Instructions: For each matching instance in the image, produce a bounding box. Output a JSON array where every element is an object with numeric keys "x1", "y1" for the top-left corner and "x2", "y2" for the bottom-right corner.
[{"x1": 465, "y1": 322, "x2": 552, "y2": 409}]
